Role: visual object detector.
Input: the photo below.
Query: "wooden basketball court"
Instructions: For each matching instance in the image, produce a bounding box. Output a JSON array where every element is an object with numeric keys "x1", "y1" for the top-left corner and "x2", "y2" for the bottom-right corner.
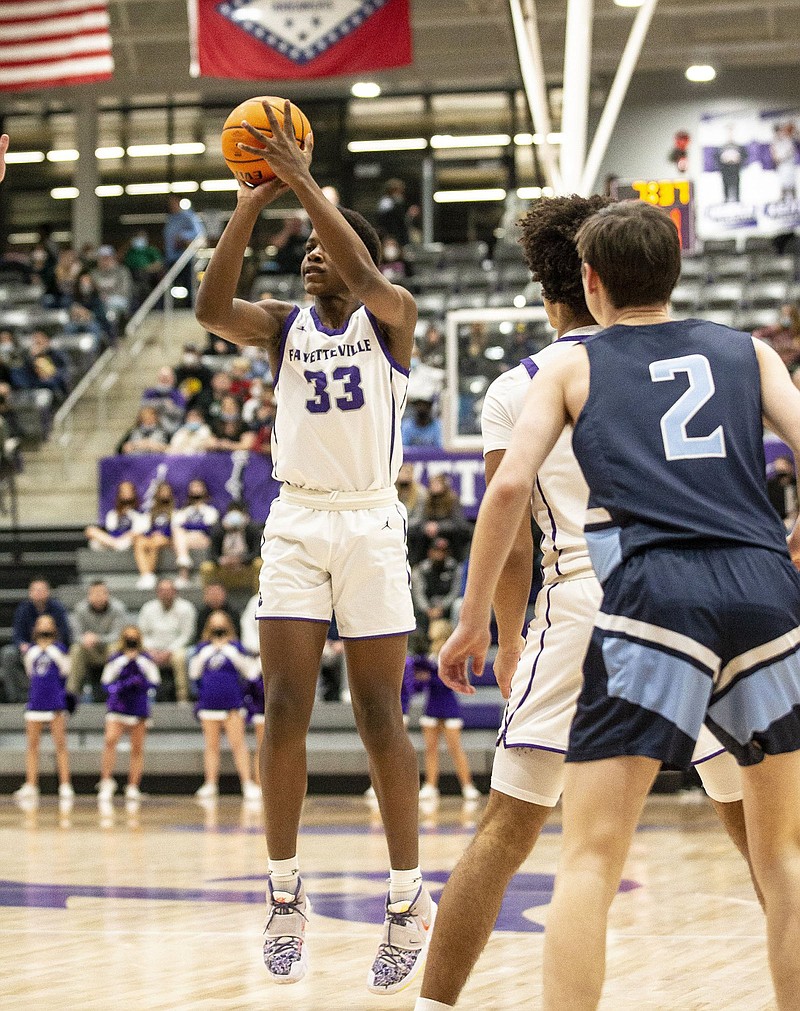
[{"x1": 0, "y1": 792, "x2": 771, "y2": 1009}]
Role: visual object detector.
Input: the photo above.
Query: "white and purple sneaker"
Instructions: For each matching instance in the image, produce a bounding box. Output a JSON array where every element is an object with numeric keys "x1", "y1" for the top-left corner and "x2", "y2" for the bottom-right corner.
[
  {"x1": 263, "y1": 878, "x2": 310, "y2": 984},
  {"x1": 367, "y1": 884, "x2": 437, "y2": 995}
]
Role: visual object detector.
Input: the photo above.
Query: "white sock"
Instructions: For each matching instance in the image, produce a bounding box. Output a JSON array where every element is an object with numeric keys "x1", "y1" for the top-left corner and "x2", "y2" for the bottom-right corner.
[
  {"x1": 414, "y1": 999, "x2": 454, "y2": 1010},
  {"x1": 269, "y1": 856, "x2": 299, "y2": 895},
  {"x1": 389, "y1": 865, "x2": 422, "y2": 904}
]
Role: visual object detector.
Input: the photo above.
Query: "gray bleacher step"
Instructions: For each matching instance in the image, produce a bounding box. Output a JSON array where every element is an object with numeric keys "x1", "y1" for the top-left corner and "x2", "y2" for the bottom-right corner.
[{"x1": 75, "y1": 546, "x2": 208, "y2": 575}]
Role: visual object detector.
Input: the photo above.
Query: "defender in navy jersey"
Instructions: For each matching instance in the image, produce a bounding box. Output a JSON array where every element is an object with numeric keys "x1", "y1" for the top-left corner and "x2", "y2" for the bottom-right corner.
[
  {"x1": 439, "y1": 201, "x2": 800, "y2": 1010},
  {"x1": 196, "y1": 102, "x2": 433, "y2": 996}
]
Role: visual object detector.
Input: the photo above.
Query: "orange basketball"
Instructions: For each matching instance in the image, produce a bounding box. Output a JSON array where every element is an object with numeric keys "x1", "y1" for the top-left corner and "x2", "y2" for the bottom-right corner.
[{"x1": 221, "y1": 96, "x2": 311, "y2": 187}]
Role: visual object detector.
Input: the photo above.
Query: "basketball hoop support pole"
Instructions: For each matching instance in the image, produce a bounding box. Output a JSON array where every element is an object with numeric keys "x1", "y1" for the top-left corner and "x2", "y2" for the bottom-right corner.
[{"x1": 560, "y1": 0, "x2": 593, "y2": 195}]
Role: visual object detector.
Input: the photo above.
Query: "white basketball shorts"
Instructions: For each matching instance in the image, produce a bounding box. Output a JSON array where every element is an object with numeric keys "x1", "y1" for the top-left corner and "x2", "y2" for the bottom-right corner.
[{"x1": 256, "y1": 487, "x2": 416, "y2": 639}]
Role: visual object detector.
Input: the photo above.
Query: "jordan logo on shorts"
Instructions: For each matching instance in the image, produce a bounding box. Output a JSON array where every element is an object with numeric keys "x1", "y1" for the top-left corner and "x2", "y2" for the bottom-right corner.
[{"x1": 382, "y1": 518, "x2": 391, "y2": 530}]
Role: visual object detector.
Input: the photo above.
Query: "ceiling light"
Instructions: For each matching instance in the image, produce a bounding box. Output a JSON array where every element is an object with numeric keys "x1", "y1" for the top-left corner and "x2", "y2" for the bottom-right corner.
[
  {"x1": 5, "y1": 151, "x2": 45, "y2": 164},
  {"x1": 95, "y1": 185, "x2": 124, "y2": 197},
  {"x1": 351, "y1": 82, "x2": 381, "y2": 99},
  {"x1": 513, "y1": 295, "x2": 527, "y2": 308},
  {"x1": 614, "y1": 0, "x2": 645, "y2": 7},
  {"x1": 430, "y1": 134, "x2": 511, "y2": 149},
  {"x1": 347, "y1": 138, "x2": 428, "y2": 152},
  {"x1": 95, "y1": 146, "x2": 125, "y2": 159},
  {"x1": 433, "y1": 188, "x2": 507, "y2": 203},
  {"x1": 170, "y1": 181, "x2": 200, "y2": 192},
  {"x1": 514, "y1": 133, "x2": 534, "y2": 145},
  {"x1": 170, "y1": 142, "x2": 206, "y2": 155},
  {"x1": 200, "y1": 178, "x2": 239, "y2": 191},
  {"x1": 125, "y1": 182, "x2": 171, "y2": 195},
  {"x1": 686, "y1": 64, "x2": 716, "y2": 82},
  {"x1": 127, "y1": 144, "x2": 172, "y2": 158},
  {"x1": 517, "y1": 186, "x2": 543, "y2": 199},
  {"x1": 179, "y1": 199, "x2": 192, "y2": 210},
  {"x1": 51, "y1": 187, "x2": 79, "y2": 199},
  {"x1": 46, "y1": 149, "x2": 79, "y2": 162}
]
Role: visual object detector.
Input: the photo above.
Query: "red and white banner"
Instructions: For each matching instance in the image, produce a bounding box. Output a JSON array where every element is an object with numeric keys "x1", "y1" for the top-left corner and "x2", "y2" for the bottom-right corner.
[
  {"x1": 0, "y1": 0, "x2": 114, "y2": 93},
  {"x1": 188, "y1": 0, "x2": 412, "y2": 81}
]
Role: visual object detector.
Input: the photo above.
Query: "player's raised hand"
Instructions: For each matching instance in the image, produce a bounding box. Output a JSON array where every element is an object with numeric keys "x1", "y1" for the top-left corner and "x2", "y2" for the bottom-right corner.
[
  {"x1": 492, "y1": 636, "x2": 524, "y2": 700},
  {"x1": 0, "y1": 134, "x2": 9, "y2": 184},
  {"x1": 437, "y1": 616, "x2": 491, "y2": 696},
  {"x1": 238, "y1": 100, "x2": 314, "y2": 188},
  {"x1": 235, "y1": 175, "x2": 289, "y2": 210}
]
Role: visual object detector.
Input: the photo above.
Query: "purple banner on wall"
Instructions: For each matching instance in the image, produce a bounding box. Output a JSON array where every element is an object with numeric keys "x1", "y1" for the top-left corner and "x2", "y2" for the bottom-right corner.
[{"x1": 98, "y1": 447, "x2": 487, "y2": 523}]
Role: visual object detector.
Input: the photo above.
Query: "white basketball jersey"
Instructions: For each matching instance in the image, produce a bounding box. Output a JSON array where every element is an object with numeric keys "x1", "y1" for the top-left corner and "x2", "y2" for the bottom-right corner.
[
  {"x1": 271, "y1": 304, "x2": 409, "y2": 492},
  {"x1": 481, "y1": 326, "x2": 600, "y2": 585}
]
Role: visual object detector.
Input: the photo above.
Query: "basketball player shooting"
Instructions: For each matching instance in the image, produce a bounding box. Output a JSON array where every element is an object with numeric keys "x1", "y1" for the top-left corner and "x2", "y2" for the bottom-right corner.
[{"x1": 195, "y1": 100, "x2": 435, "y2": 996}]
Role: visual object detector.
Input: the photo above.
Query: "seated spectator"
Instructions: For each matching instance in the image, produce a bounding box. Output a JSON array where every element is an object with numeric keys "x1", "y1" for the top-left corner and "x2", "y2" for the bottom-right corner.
[
  {"x1": 91, "y1": 245, "x2": 134, "y2": 328},
  {"x1": 246, "y1": 387, "x2": 276, "y2": 457},
  {"x1": 229, "y1": 357, "x2": 253, "y2": 400},
  {"x1": 407, "y1": 345, "x2": 446, "y2": 403},
  {"x1": 124, "y1": 229, "x2": 163, "y2": 308},
  {"x1": 319, "y1": 618, "x2": 345, "y2": 703},
  {"x1": 395, "y1": 462, "x2": 428, "y2": 525},
  {"x1": 207, "y1": 394, "x2": 254, "y2": 452},
  {"x1": 0, "y1": 381, "x2": 21, "y2": 441},
  {"x1": 266, "y1": 216, "x2": 308, "y2": 275},
  {"x1": 194, "y1": 369, "x2": 233, "y2": 422},
  {"x1": 137, "y1": 577, "x2": 197, "y2": 702},
  {"x1": 242, "y1": 378, "x2": 267, "y2": 425},
  {"x1": 30, "y1": 241, "x2": 59, "y2": 305},
  {"x1": 172, "y1": 477, "x2": 219, "y2": 584},
  {"x1": 118, "y1": 405, "x2": 169, "y2": 455},
  {"x1": 175, "y1": 342, "x2": 213, "y2": 406},
  {"x1": 132, "y1": 480, "x2": 176, "y2": 590},
  {"x1": 63, "y1": 301, "x2": 105, "y2": 354},
  {"x1": 408, "y1": 472, "x2": 471, "y2": 565},
  {"x1": 0, "y1": 329, "x2": 24, "y2": 370},
  {"x1": 202, "y1": 331, "x2": 238, "y2": 357},
  {"x1": 402, "y1": 397, "x2": 442, "y2": 448},
  {"x1": 379, "y1": 237, "x2": 408, "y2": 282},
  {"x1": 199, "y1": 500, "x2": 262, "y2": 592},
  {"x1": 85, "y1": 480, "x2": 143, "y2": 552},
  {"x1": 168, "y1": 407, "x2": 213, "y2": 455},
  {"x1": 410, "y1": 537, "x2": 464, "y2": 653},
  {"x1": 194, "y1": 581, "x2": 242, "y2": 643},
  {"x1": 141, "y1": 366, "x2": 186, "y2": 436},
  {"x1": 13, "y1": 330, "x2": 70, "y2": 411},
  {"x1": 754, "y1": 303, "x2": 800, "y2": 375},
  {"x1": 417, "y1": 323, "x2": 445, "y2": 370},
  {"x1": 73, "y1": 271, "x2": 113, "y2": 342},
  {"x1": 53, "y1": 247, "x2": 82, "y2": 307},
  {"x1": 67, "y1": 580, "x2": 128, "y2": 700},
  {"x1": 0, "y1": 579, "x2": 72, "y2": 703}
]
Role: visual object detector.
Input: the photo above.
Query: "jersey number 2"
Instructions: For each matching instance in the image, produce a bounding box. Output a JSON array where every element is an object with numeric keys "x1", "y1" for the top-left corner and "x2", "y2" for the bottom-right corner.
[
  {"x1": 304, "y1": 366, "x2": 365, "y2": 414},
  {"x1": 649, "y1": 354, "x2": 727, "y2": 461}
]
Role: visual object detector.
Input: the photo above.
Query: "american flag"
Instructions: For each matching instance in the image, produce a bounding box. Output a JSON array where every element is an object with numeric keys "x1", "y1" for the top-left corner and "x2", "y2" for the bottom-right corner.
[{"x1": 0, "y1": 0, "x2": 114, "y2": 93}]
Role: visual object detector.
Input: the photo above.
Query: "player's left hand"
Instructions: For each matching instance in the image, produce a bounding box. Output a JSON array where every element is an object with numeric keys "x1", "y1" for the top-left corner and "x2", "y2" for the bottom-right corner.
[
  {"x1": 492, "y1": 636, "x2": 524, "y2": 700},
  {"x1": 437, "y1": 615, "x2": 491, "y2": 696},
  {"x1": 238, "y1": 100, "x2": 314, "y2": 187}
]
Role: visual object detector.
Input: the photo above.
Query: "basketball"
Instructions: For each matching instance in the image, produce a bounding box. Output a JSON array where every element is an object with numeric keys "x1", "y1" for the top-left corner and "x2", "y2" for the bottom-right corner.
[{"x1": 221, "y1": 96, "x2": 311, "y2": 186}]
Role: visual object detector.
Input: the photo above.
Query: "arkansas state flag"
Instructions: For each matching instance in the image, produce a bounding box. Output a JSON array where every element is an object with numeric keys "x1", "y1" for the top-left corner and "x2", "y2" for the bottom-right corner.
[{"x1": 188, "y1": 0, "x2": 413, "y2": 80}]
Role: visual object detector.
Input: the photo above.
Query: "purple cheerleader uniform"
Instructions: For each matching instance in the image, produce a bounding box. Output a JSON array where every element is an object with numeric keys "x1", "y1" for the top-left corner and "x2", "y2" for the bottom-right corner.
[
  {"x1": 189, "y1": 640, "x2": 259, "y2": 719},
  {"x1": 408, "y1": 655, "x2": 463, "y2": 726},
  {"x1": 174, "y1": 503, "x2": 219, "y2": 535},
  {"x1": 243, "y1": 668, "x2": 265, "y2": 725},
  {"x1": 102, "y1": 652, "x2": 161, "y2": 723},
  {"x1": 24, "y1": 644, "x2": 69, "y2": 721},
  {"x1": 144, "y1": 508, "x2": 172, "y2": 538}
]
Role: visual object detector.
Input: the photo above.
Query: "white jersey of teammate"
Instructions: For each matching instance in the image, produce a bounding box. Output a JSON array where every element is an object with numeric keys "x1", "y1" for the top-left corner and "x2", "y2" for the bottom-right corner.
[
  {"x1": 271, "y1": 303, "x2": 409, "y2": 493},
  {"x1": 481, "y1": 326, "x2": 742, "y2": 807}
]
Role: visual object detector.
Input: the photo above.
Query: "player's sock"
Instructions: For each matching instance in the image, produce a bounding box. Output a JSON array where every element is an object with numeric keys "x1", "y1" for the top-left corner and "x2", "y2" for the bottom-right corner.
[
  {"x1": 414, "y1": 999, "x2": 454, "y2": 1009},
  {"x1": 269, "y1": 855, "x2": 299, "y2": 896},
  {"x1": 389, "y1": 865, "x2": 422, "y2": 905}
]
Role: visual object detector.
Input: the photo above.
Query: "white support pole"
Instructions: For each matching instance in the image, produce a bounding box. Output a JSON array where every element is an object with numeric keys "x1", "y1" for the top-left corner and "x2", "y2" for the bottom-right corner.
[
  {"x1": 560, "y1": 0, "x2": 594, "y2": 194},
  {"x1": 580, "y1": 0, "x2": 659, "y2": 195},
  {"x1": 509, "y1": 0, "x2": 562, "y2": 193}
]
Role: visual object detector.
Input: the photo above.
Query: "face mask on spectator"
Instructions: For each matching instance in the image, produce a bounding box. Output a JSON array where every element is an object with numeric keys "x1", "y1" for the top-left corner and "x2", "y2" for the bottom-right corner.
[
  {"x1": 222, "y1": 511, "x2": 246, "y2": 529},
  {"x1": 132, "y1": 236, "x2": 147, "y2": 249},
  {"x1": 185, "y1": 422, "x2": 202, "y2": 433}
]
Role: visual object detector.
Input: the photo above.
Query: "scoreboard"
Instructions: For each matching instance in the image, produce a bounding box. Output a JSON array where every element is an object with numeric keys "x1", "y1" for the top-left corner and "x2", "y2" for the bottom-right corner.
[{"x1": 611, "y1": 178, "x2": 696, "y2": 254}]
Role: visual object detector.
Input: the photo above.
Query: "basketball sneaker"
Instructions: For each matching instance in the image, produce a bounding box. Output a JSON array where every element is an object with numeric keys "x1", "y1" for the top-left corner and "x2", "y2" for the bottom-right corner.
[
  {"x1": 367, "y1": 884, "x2": 437, "y2": 995},
  {"x1": 96, "y1": 777, "x2": 117, "y2": 800},
  {"x1": 13, "y1": 782, "x2": 39, "y2": 801},
  {"x1": 263, "y1": 878, "x2": 310, "y2": 984},
  {"x1": 58, "y1": 783, "x2": 75, "y2": 801}
]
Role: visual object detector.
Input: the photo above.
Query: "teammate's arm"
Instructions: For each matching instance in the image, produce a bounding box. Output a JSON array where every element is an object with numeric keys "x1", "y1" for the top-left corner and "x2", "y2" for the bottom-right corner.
[
  {"x1": 0, "y1": 134, "x2": 8, "y2": 184},
  {"x1": 238, "y1": 101, "x2": 417, "y2": 365},
  {"x1": 195, "y1": 178, "x2": 295, "y2": 355},
  {"x1": 753, "y1": 338, "x2": 800, "y2": 567}
]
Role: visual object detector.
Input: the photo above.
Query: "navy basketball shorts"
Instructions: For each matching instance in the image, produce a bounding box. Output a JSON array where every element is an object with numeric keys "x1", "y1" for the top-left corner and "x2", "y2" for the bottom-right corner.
[{"x1": 567, "y1": 544, "x2": 800, "y2": 768}]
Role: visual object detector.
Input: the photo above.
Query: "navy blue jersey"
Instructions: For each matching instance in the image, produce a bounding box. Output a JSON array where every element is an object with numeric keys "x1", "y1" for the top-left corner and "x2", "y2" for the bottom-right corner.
[{"x1": 572, "y1": 319, "x2": 788, "y2": 582}]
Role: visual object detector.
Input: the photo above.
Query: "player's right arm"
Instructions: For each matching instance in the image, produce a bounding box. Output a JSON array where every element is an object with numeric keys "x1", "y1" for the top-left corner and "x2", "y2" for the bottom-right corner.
[
  {"x1": 195, "y1": 180, "x2": 294, "y2": 358},
  {"x1": 754, "y1": 338, "x2": 800, "y2": 567}
]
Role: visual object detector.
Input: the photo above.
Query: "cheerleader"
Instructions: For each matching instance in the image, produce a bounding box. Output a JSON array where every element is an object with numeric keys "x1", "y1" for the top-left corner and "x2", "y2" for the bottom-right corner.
[
  {"x1": 97, "y1": 625, "x2": 160, "y2": 801},
  {"x1": 243, "y1": 669, "x2": 265, "y2": 787},
  {"x1": 13, "y1": 615, "x2": 74, "y2": 802},
  {"x1": 85, "y1": 480, "x2": 143, "y2": 552},
  {"x1": 189, "y1": 610, "x2": 261, "y2": 800},
  {"x1": 132, "y1": 480, "x2": 175, "y2": 590}
]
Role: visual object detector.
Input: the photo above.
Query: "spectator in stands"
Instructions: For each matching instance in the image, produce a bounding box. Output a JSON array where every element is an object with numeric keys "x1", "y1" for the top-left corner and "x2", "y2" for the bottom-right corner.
[
  {"x1": 63, "y1": 300, "x2": 106, "y2": 354},
  {"x1": 207, "y1": 394, "x2": 254, "y2": 452},
  {"x1": 15, "y1": 330, "x2": 70, "y2": 411},
  {"x1": 755, "y1": 304, "x2": 800, "y2": 374},
  {"x1": 172, "y1": 477, "x2": 219, "y2": 586},
  {"x1": 164, "y1": 195, "x2": 205, "y2": 305},
  {"x1": 0, "y1": 579, "x2": 72, "y2": 703},
  {"x1": 118, "y1": 405, "x2": 169, "y2": 455},
  {"x1": 240, "y1": 590, "x2": 260, "y2": 656},
  {"x1": 199, "y1": 500, "x2": 262, "y2": 592},
  {"x1": 68, "y1": 580, "x2": 128, "y2": 700},
  {"x1": 12, "y1": 613, "x2": 74, "y2": 805},
  {"x1": 168, "y1": 407, "x2": 213, "y2": 455},
  {"x1": 30, "y1": 241, "x2": 60, "y2": 305},
  {"x1": 132, "y1": 479, "x2": 176, "y2": 589},
  {"x1": 175, "y1": 342, "x2": 213, "y2": 406},
  {"x1": 418, "y1": 323, "x2": 446, "y2": 370},
  {"x1": 229, "y1": 356, "x2": 253, "y2": 400},
  {"x1": 85, "y1": 479, "x2": 143, "y2": 552},
  {"x1": 141, "y1": 366, "x2": 187, "y2": 436},
  {"x1": 91, "y1": 245, "x2": 134, "y2": 329},
  {"x1": 0, "y1": 381, "x2": 20, "y2": 441},
  {"x1": 0, "y1": 329, "x2": 24, "y2": 369},
  {"x1": 402, "y1": 397, "x2": 443, "y2": 448},
  {"x1": 53, "y1": 248, "x2": 82, "y2": 307},
  {"x1": 395, "y1": 461, "x2": 428, "y2": 525},
  {"x1": 376, "y1": 177, "x2": 413, "y2": 246},
  {"x1": 267, "y1": 216, "x2": 308, "y2": 275},
  {"x1": 96, "y1": 624, "x2": 161, "y2": 802},
  {"x1": 380, "y1": 237, "x2": 408, "y2": 282},
  {"x1": 246, "y1": 389, "x2": 276, "y2": 457},
  {"x1": 137, "y1": 577, "x2": 196, "y2": 702},
  {"x1": 319, "y1": 618, "x2": 345, "y2": 703},
  {"x1": 410, "y1": 536, "x2": 464, "y2": 651},
  {"x1": 194, "y1": 581, "x2": 242, "y2": 643},
  {"x1": 194, "y1": 369, "x2": 233, "y2": 423},
  {"x1": 408, "y1": 472, "x2": 471, "y2": 565},
  {"x1": 189, "y1": 609, "x2": 261, "y2": 801},
  {"x1": 72, "y1": 271, "x2": 113, "y2": 342},
  {"x1": 407, "y1": 343, "x2": 446, "y2": 403},
  {"x1": 124, "y1": 229, "x2": 163, "y2": 308},
  {"x1": 768, "y1": 454, "x2": 799, "y2": 527}
]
